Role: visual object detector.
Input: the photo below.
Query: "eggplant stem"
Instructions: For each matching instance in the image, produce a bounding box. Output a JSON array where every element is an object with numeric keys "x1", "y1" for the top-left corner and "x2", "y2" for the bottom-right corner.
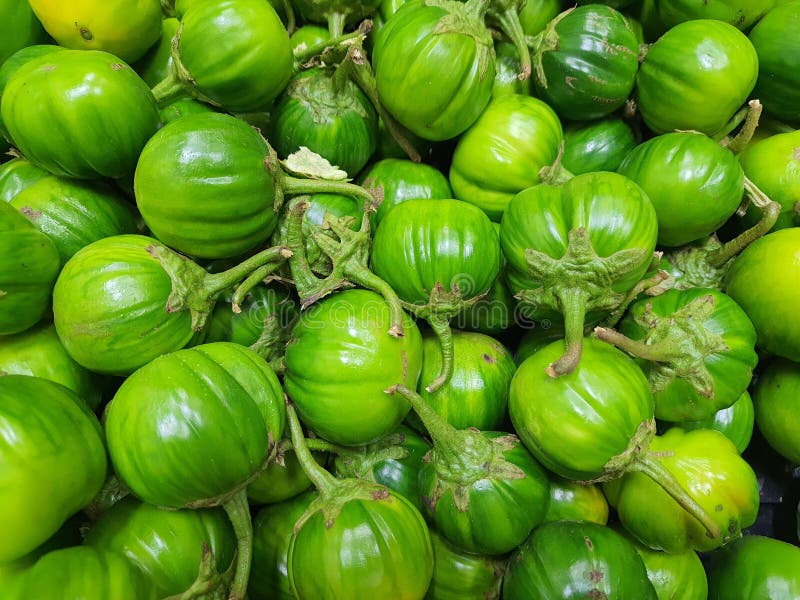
[
  {"x1": 204, "y1": 246, "x2": 292, "y2": 298},
  {"x1": 425, "y1": 315, "x2": 455, "y2": 392},
  {"x1": 293, "y1": 23, "x2": 370, "y2": 64},
  {"x1": 724, "y1": 99, "x2": 762, "y2": 154},
  {"x1": 547, "y1": 288, "x2": 588, "y2": 377},
  {"x1": 495, "y1": 8, "x2": 532, "y2": 80},
  {"x1": 328, "y1": 11, "x2": 346, "y2": 38},
  {"x1": 281, "y1": 174, "x2": 377, "y2": 209},
  {"x1": 631, "y1": 453, "x2": 721, "y2": 539},
  {"x1": 594, "y1": 326, "x2": 674, "y2": 363},
  {"x1": 286, "y1": 400, "x2": 339, "y2": 492},
  {"x1": 222, "y1": 489, "x2": 254, "y2": 600}
]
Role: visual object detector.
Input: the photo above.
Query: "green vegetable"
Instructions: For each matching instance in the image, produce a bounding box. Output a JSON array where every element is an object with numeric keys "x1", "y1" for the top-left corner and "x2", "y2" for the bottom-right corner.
[
  {"x1": 425, "y1": 530, "x2": 504, "y2": 600},
  {"x1": 543, "y1": 476, "x2": 609, "y2": 525},
  {"x1": 284, "y1": 289, "x2": 423, "y2": 445},
  {"x1": 503, "y1": 521, "x2": 658, "y2": 599},
  {"x1": 680, "y1": 391, "x2": 755, "y2": 454},
  {"x1": 133, "y1": 17, "x2": 179, "y2": 88},
  {"x1": 0, "y1": 0, "x2": 48, "y2": 65},
  {"x1": 105, "y1": 342, "x2": 286, "y2": 600},
  {"x1": 291, "y1": 0, "x2": 381, "y2": 36},
  {"x1": 0, "y1": 158, "x2": 48, "y2": 204},
  {"x1": 449, "y1": 94, "x2": 563, "y2": 221},
  {"x1": 562, "y1": 118, "x2": 637, "y2": 175},
  {"x1": 0, "y1": 201, "x2": 60, "y2": 336},
  {"x1": 752, "y1": 358, "x2": 800, "y2": 465},
  {"x1": 637, "y1": 19, "x2": 758, "y2": 136},
  {"x1": 2, "y1": 50, "x2": 160, "y2": 179},
  {"x1": 0, "y1": 376, "x2": 106, "y2": 564},
  {"x1": 604, "y1": 428, "x2": 759, "y2": 552}
]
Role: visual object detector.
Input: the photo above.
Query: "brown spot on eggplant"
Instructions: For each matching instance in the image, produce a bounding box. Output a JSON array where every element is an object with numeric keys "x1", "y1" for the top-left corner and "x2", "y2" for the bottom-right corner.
[
  {"x1": 588, "y1": 569, "x2": 604, "y2": 583},
  {"x1": 19, "y1": 207, "x2": 41, "y2": 220},
  {"x1": 482, "y1": 353, "x2": 496, "y2": 364},
  {"x1": 584, "y1": 536, "x2": 594, "y2": 550},
  {"x1": 371, "y1": 487, "x2": 390, "y2": 501}
]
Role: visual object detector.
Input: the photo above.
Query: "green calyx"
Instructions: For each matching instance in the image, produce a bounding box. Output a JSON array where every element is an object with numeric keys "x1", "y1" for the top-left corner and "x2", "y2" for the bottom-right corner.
[
  {"x1": 596, "y1": 420, "x2": 722, "y2": 541},
  {"x1": 528, "y1": 7, "x2": 573, "y2": 89},
  {"x1": 162, "y1": 544, "x2": 234, "y2": 600},
  {"x1": 487, "y1": 1, "x2": 532, "y2": 80},
  {"x1": 147, "y1": 243, "x2": 292, "y2": 332},
  {"x1": 332, "y1": 432, "x2": 412, "y2": 480},
  {"x1": 595, "y1": 294, "x2": 729, "y2": 400},
  {"x1": 387, "y1": 385, "x2": 525, "y2": 513},
  {"x1": 285, "y1": 200, "x2": 406, "y2": 337},
  {"x1": 666, "y1": 179, "x2": 781, "y2": 290},
  {"x1": 150, "y1": 22, "x2": 218, "y2": 108},
  {"x1": 286, "y1": 401, "x2": 393, "y2": 533},
  {"x1": 426, "y1": 0, "x2": 495, "y2": 81},
  {"x1": 517, "y1": 227, "x2": 653, "y2": 377},
  {"x1": 286, "y1": 69, "x2": 370, "y2": 124}
]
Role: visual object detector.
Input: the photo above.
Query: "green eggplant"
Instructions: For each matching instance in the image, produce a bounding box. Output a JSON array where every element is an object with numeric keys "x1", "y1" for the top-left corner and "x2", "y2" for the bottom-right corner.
[
  {"x1": 492, "y1": 42, "x2": 531, "y2": 97},
  {"x1": 84, "y1": 497, "x2": 237, "y2": 597},
  {"x1": 562, "y1": 117, "x2": 637, "y2": 175},
  {"x1": 0, "y1": 200, "x2": 60, "y2": 336},
  {"x1": 2, "y1": 50, "x2": 160, "y2": 179},
  {"x1": 290, "y1": 25, "x2": 330, "y2": 51},
  {"x1": 637, "y1": 19, "x2": 758, "y2": 136},
  {"x1": 372, "y1": 198, "x2": 501, "y2": 390},
  {"x1": 133, "y1": 17, "x2": 179, "y2": 88},
  {"x1": 596, "y1": 288, "x2": 758, "y2": 422},
  {"x1": 291, "y1": 0, "x2": 381, "y2": 36},
  {"x1": 7, "y1": 546, "x2": 158, "y2": 600},
  {"x1": 135, "y1": 112, "x2": 375, "y2": 259},
  {"x1": 0, "y1": 323, "x2": 103, "y2": 411},
  {"x1": 618, "y1": 131, "x2": 746, "y2": 247},
  {"x1": 52, "y1": 234, "x2": 290, "y2": 375},
  {"x1": 10, "y1": 173, "x2": 138, "y2": 266},
  {"x1": 247, "y1": 441, "x2": 319, "y2": 505},
  {"x1": 749, "y1": 2, "x2": 800, "y2": 123},
  {"x1": 0, "y1": 157, "x2": 48, "y2": 203},
  {"x1": 503, "y1": 521, "x2": 658, "y2": 599},
  {"x1": 411, "y1": 330, "x2": 515, "y2": 431},
  {"x1": 151, "y1": 0, "x2": 293, "y2": 113},
  {"x1": 543, "y1": 476, "x2": 609, "y2": 525},
  {"x1": 518, "y1": 0, "x2": 560, "y2": 36},
  {"x1": 359, "y1": 158, "x2": 452, "y2": 226},
  {"x1": 331, "y1": 425, "x2": 431, "y2": 511},
  {"x1": 0, "y1": 45, "x2": 62, "y2": 143},
  {"x1": 643, "y1": 0, "x2": 775, "y2": 34},
  {"x1": 500, "y1": 171, "x2": 659, "y2": 375},
  {"x1": 531, "y1": 5, "x2": 639, "y2": 120},
  {"x1": 616, "y1": 526, "x2": 708, "y2": 600},
  {"x1": 283, "y1": 289, "x2": 423, "y2": 446},
  {"x1": 388, "y1": 384, "x2": 550, "y2": 556},
  {"x1": 272, "y1": 68, "x2": 378, "y2": 178},
  {"x1": 514, "y1": 323, "x2": 565, "y2": 366},
  {"x1": 739, "y1": 129, "x2": 800, "y2": 231},
  {"x1": 706, "y1": 535, "x2": 800, "y2": 599},
  {"x1": 510, "y1": 338, "x2": 729, "y2": 545},
  {"x1": 604, "y1": 427, "x2": 759, "y2": 552},
  {"x1": 0, "y1": 376, "x2": 106, "y2": 564},
  {"x1": 426, "y1": 530, "x2": 504, "y2": 600},
  {"x1": 249, "y1": 492, "x2": 315, "y2": 600},
  {"x1": 752, "y1": 357, "x2": 800, "y2": 465},
  {"x1": 680, "y1": 391, "x2": 755, "y2": 454},
  {"x1": 285, "y1": 403, "x2": 434, "y2": 599},
  {"x1": 372, "y1": 0, "x2": 496, "y2": 141},
  {"x1": 105, "y1": 342, "x2": 286, "y2": 600},
  {"x1": 449, "y1": 94, "x2": 563, "y2": 221},
  {"x1": 0, "y1": 0, "x2": 49, "y2": 66}
]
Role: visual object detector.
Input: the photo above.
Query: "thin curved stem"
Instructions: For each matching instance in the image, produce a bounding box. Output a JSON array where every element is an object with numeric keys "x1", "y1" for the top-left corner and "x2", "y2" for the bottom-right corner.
[
  {"x1": 281, "y1": 175, "x2": 377, "y2": 209},
  {"x1": 286, "y1": 400, "x2": 339, "y2": 492},
  {"x1": 594, "y1": 327, "x2": 674, "y2": 362},
  {"x1": 725, "y1": 99, "x2": 762, "y2": 154},
  {"x1": 328, "y1": 11, "x2": 346, "y2": 38},
  {"x1": 425, "y1": 315, "x2": 455, "y2": 392},
  {"x1": 346, "y1": 264, "x2": 405, "y2": 337},
  {"x1": 495, "y1": 8, "x2": 532, "y2": 80},
  {"x1": 204, "y1": 246, "x2": 292, "y2": 297},
  {"x1": 293, "y1": 26, "x2": 369, "y2": 63},
  {"x1": 222, "y1": 489, "x2": 253, "y2": 600},
  {"x1": 631, "y1": 453, "x2": 721, "y2": 540},
  {"x1": 231, "y1": 262, "x2": 284, "y2": 313},
  {"x1": 547, "y1": 288, "x2": 588, "y2": 377}
]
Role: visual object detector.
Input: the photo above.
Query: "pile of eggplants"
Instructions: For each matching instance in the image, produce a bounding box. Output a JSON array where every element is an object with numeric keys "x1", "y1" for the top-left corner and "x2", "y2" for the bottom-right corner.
[{"x1": 1, "y1": 0, "x2": 799, "y2": 598}]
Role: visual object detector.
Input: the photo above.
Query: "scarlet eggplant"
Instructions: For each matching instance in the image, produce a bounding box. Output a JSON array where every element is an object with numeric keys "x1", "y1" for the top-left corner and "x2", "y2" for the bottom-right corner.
[
  {"x1": 372, "y1": 0, "x2": 496, "y2": 141},
  {"x1": 2, "y1": 50, "x2": 160, "y2": 179},
  {"x1": 0, "y1": 376, "x2": 106, "y2": 564},
  {"x1": 283, "y1": 289, "x2": 423, "y2": 446},
  {"x1": 510, "y1": 338, "x2": 725, "y2": 543},
  {"x1": 53, "y1": 234, "x2": 290, "y2": 375},
  {"x1": 84, "y1": 497, "x2": 237, "y2": 597},
  {"x1": 595, "y1": 288, "x2": 758, "y2": 423},
  {"x1": 752, "y1": 358, "x2": 800, "y2": 465},
  {"x1": 531, "y1": 5, "x2": 639, "y2": 120},
  {"x1": 272, "y1": 68, "x2": 378, "y2": 178},
  {"x1": 706, "y1": 535, "x2": 800, "y2": 599},
  {"x1": 449, "y1": 94, "x2": 563, "y2": 221},
  {"x1": 0, "y1": 323, "x2": 103, "y2": 411},
  {"x1": 0, "y1": 201, "x2": 60, "y2": 336},
  {"x1": 618, "y1": 131, "x2": 746, "y2": 247},
  {"x1": 285, "y1": 403, "x2": 434, "y2": 599},
  {"x1": 426, "y1": 530, "x2": 504, "y2": 600},
  {"x1": 503, "y1": 521, "x2": 657, "y2": 600},
  {"x1": 105, "y1": 342, "x2": 286, "y2": 600},
  {"x1": 637, "y1": 19, "x2": 758, "y2": 136},
  {"x1": 604, "y1": 428, "x2": 759, "y2": 553},
  {"x1": 151, "y1": 0, "x2": 293, "y2": 113},
  {"x1": 500, "y1": 171, "x2": 658, "y2": 375},
  {"x1": 412, "y1": 330, "x2": 515, "y2": 431},
  {"x1": 134, "y1": 112, "x2": 376, "y2": 259},
  {"x1": 372, "y1": 198, "x2": 501, "y2": 390},
  {"x1": 387, "y1": 384, "x2": 550, "y2": 556}
]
